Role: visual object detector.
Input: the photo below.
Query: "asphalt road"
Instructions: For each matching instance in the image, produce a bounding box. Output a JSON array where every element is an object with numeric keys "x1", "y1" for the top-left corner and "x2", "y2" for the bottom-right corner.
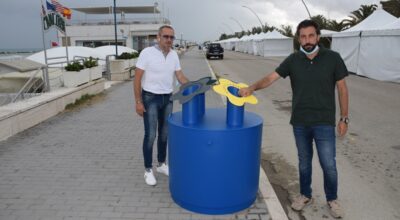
[{"x1": 207, "y1": 49, "x2": 400, "y2": 220}]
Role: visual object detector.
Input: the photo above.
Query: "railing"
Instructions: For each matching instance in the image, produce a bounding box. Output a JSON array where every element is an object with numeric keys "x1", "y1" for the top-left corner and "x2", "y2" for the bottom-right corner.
[
  {"x1": 68, "y1": 17, "x2": 171, "y2": 26},
  {"x1": 9, "y1": 67, "x2": 45, "y2": 104},
  {"x1": 105, "y1": 54, "x2": 116, "y2": 80}
]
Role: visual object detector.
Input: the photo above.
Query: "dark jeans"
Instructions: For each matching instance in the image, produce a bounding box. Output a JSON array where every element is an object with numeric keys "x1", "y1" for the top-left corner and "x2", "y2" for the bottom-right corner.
[
  {"x1": 142, "y1": 90, "x2": 173, "y2": 169},
  {"x1": 293, "y1": 125, "x2": 338, "y2": 201}
]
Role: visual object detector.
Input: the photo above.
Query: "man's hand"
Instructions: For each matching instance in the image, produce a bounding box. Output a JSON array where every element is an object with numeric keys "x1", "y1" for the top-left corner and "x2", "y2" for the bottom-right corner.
[
  {"x1": 136, "y1": 102, "x2": 146, "y2": 117},
  {"x1": 238, "y1": 87, "x2": 254, "y2": 97},
  {"x1": 337, "y1": 121, "x2": 348, "y2": 137}
]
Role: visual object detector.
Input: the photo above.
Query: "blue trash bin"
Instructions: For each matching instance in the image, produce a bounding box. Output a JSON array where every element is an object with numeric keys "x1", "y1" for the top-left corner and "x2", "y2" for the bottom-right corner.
[{"x1": 168, "y1": 86, "x2": 263, "y2": 214}]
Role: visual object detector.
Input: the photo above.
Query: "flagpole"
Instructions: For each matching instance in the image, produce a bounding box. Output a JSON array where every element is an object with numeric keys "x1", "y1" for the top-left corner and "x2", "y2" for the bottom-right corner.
[
  {"x1": 40, "y1": 0, "x2": 50, "y2": 92},
  {"x1": 64, "y1": 25, "x2": 69, "y2": 64}
]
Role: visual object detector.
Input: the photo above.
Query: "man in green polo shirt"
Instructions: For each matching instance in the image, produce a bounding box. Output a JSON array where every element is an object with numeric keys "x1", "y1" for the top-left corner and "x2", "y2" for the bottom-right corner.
[{"x1": 239, "y1": 20, "x2": 349, "y2": 218}]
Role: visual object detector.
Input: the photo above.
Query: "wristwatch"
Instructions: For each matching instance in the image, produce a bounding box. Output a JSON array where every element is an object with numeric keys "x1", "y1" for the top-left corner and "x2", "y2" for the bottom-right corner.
[{"x1": 340, "y1": 117, "x2": 350, "y2": 124}]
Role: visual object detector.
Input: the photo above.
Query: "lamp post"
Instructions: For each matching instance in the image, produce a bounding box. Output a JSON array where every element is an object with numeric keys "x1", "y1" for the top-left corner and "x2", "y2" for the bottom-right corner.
[
  {"x1": 222, "y1": 22, "x2": 235, "y2": 33},
  {"x1": 242, "y1": 5, "x2": 264, "y2": 29},
  {"x1": 230, "y1": 17, "x2": 245, "y2": 32},
  {"x1": 154, "y1": 2, "x2": 158, "y2": 23},
  {"x1": 300, "y1": 0, "x2": 312, "y2": 19},
  {"x1": 113, "y1": 0, "x2": 118, "y2": 57}
]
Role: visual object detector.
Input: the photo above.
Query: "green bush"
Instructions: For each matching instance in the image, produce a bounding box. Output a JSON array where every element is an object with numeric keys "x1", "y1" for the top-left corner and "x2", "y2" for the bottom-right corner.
[
  {"x1": 117, "y1": 52, "x2": 139, "y2": 59},
  {"x1": 83, "y1": 56, "x2": 98, "y2": 68},
  {"x1": 65, "y1": 61, "x2": 84, "y2": 72}
]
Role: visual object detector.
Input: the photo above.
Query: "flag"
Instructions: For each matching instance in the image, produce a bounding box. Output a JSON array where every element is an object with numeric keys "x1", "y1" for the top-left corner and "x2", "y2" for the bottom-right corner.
[
  {"x1": 51, "y1": 41, "x2": 58, "y2": 47},
  {"x1": 46, "y1": 0, "x2": 56, "y2": 12},
  {"x1": 51, "y1": 0, "x2": 72, "y2": 19},
  {"x1": 63, "y1": 7, "x2": 72, "y2": 19}
]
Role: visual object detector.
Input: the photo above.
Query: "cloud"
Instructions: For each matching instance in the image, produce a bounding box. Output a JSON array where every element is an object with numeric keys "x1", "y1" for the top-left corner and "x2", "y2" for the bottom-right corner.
[{"x1": 0, "y1": 0, "x2": 382, "y2": 49}]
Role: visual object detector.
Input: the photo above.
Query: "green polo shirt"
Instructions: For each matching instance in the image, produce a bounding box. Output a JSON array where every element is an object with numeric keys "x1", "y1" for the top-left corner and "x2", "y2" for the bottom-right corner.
[{"x1": 275, "y1": 47, "x2": 348, "y2": 126}]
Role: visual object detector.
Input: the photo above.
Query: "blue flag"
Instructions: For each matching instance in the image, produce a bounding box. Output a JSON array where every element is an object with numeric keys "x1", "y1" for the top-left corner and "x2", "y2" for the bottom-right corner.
[{"x1": 46, "y1": 0, "x2": 56, "y2": 12}]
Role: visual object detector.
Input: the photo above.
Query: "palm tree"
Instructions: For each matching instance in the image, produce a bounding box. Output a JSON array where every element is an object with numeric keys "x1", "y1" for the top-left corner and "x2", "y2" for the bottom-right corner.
[
  {"x1": 279, "y1": 25, "x2": 294, "y2": 37},
  {"x1": 219, "y1": 33, "x2": 228, "y2": 41},
  {"x1": 327, "y1": 20, "x2": 348, "y2": 32},
  {"x1": 381, "y1": 0, "x2": 400, "y2": 17},
  {"x1": 311, "y1": 14, "x2": 329, "y2": 30},
  {"x1": 343, "y1": 4, "x2": 378, "y2": 27},
  {"x1": 262, "y1": 23, "x2": 275, "y2": 33}
]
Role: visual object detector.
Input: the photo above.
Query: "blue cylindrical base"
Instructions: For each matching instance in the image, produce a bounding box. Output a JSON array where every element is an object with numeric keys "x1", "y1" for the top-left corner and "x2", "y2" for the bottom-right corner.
[{"x1": 168, "y1": 108, "x2": 263, "y2": 214}]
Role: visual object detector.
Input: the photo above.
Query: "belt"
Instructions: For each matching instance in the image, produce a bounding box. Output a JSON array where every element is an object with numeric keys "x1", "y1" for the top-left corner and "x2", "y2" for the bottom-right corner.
[{"x1": 142, "y1": 90, "x2": 172, "y2": 96}]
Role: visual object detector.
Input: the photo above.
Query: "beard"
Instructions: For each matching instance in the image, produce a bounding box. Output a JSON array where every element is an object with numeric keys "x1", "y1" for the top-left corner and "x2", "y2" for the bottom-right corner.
[{"x1": 301, "y1": 43, "x2": 318, "y2": 53}]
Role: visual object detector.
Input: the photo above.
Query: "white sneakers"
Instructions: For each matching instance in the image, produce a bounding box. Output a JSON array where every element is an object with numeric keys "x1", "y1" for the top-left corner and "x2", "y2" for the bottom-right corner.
[
  {"x1": 156, "y1": 163, "x2": 169, "y2": 176},
  {"x1": 144, "y1": 163, "x2": 169, "y2": 186},
  {"x1": 144, "y1": 169, "x2": 156, "y2": 186}
]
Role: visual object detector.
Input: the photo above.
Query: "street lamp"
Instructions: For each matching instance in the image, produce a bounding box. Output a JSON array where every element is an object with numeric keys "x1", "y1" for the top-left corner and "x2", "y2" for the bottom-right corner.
[
  {"x1": 300, "y1": 0, "x2": 312, "y2": 19},
  {"x1": 222, "y1": 22, "x2": 235, "y2": 33},
  {"x1": 230, "y1": 17, "x2": 245, "y2": 32},
  {"x1": 113, "y1": 0, "x2": 118, "y2": 57},
  {"x1": 154, "y1": 2, "x2": 158, "y2": 23},
  {"x1": 242, "y1": 5, "x2": 264, "y2": 29}
]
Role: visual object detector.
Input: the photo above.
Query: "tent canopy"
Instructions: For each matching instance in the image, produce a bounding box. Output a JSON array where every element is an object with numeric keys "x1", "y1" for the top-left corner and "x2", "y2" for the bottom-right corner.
[
  {"x1": 265, "y1": 30, "x2": 289, "y2": 39},
  {"x1": 337, "y1": 9, "x2": 397, "y2": 35}
]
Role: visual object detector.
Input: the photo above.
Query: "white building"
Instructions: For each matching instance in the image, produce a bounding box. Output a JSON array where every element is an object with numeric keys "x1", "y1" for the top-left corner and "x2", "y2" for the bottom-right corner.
[{"x1": 57, "y1": 6, "x2": 170, "y2": 51}]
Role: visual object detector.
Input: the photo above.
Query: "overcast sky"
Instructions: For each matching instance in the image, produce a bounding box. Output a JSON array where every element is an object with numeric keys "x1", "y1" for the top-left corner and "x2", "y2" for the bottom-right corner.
[{"x1": 0, "y1": 0, "x2": 381, "y2": 50}]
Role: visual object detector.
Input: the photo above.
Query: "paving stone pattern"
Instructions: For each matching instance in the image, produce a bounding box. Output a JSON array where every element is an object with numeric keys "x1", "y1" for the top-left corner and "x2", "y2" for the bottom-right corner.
[{"x1": 0, "y1": 49, "x2": 270, "y2": 220}]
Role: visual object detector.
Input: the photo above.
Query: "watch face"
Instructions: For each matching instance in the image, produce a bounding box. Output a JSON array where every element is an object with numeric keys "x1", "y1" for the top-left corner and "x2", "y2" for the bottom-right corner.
[{"x1": 341, "y1": 117, "x2": 349, "y2": 124}]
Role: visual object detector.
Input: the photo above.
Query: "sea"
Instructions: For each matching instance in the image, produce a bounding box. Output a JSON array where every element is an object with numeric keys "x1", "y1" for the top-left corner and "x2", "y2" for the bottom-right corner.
[{"x1": 0, "y1": 48, "x2": 41, "y2": 60}]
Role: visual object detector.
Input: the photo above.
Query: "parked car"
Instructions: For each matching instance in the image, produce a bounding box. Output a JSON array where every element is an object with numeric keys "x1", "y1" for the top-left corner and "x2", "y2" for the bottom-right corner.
[{"x1": 206, "y1": 43, "x2": 224, "y2": 59}]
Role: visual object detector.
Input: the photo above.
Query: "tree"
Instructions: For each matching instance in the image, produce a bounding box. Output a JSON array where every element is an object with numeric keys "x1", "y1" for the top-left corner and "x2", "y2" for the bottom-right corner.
[
  {"x1": 219, "y1": 33, "x2": 228, "y2": 41},
  {"x1": 251, "y1": 27, "x2": 262, "y2": 34},
  {"x1": 343, "y1": 4, "x2": 378, "y2": 27},
  {"x1": 381, "y1": 0, "x2": 400, "y2": 17},
  {"x1": 278, "y1": 25, "x2": 294, "y2": 37},
  {"x1": 327, "y1": 20, "x2": 348, "y2": 32},
  {"x1": 262, "y1": 23, "x2": 275, "y2": 33},
  {"x1": 311, "y1": 14, "x2": 329, "y2": 30}
]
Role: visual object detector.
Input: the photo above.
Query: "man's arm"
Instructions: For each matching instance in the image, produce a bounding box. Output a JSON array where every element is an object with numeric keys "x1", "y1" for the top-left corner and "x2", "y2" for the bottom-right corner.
[
  {"x1": 337, "y1": 78, "x2": 349, "y2": 136},
  {"x1": 134, "y1": 68, "x2": 145, "y2": 116},
  {"x1": 175, "y1": 70, "x2": 189, "y2": 85},
  {"x1": 239, "y1": 72, "x2": 281, "y2": 97}
]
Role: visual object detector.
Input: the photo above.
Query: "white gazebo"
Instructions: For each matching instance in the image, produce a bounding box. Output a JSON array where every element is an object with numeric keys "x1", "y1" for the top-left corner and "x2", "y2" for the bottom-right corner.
[{"x1": 331, "y1": 9, "x2": 397, "y2": 73}]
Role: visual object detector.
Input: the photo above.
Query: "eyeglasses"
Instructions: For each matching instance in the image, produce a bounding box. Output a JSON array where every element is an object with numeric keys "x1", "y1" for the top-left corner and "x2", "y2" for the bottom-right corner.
[{"x1": 161, "y1": 35, "x2": 175, "y2": 40}]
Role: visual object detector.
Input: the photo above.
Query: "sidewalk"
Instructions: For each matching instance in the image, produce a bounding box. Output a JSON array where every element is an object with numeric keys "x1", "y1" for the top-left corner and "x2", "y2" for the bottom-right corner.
[{"x1": 0, "y1": 49, "x2": 274, "y2": 220}]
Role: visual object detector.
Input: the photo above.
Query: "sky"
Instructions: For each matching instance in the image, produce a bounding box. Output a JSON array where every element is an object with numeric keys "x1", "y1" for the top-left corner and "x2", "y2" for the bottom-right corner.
[{"x1": 0, "y1": 0, "x2": 381, "y2": 50}]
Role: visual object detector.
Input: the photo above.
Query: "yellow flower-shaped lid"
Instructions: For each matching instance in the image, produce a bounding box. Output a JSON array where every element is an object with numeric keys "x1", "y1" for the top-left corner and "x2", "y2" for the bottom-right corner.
[{"x1": 213, "y1": 78, "x2": 258, "y2": 106}]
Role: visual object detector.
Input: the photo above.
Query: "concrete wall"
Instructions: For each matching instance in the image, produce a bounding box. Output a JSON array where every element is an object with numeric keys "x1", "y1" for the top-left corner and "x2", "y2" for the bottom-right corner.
[{"x1": 0, "y1": 79, "x2": 105, "y2": 141}]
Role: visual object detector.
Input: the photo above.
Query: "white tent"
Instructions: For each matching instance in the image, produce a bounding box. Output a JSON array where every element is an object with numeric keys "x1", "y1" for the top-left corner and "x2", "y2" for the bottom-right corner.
[
  {"x1": 331, "y1": 9, "x2": 397, "y2": 73},
  {"x1": 236, "y1": 35, "x2": 251, "y2": 53},
  {"x1": 248, "y1": 33, "x2": 261, "y2": 55},
  {"x1": 220, "y1": 37, "x2": 239, "y2": 51},
  {"x1": 27, "y1": 46, "x2": 100, "y2": 67},
  {"x1": 321, "y1": 29, "x2": 338, "y2": 37},
  {"x1": 357, "y1": 18, "x2": 400, "y2": 82},
  {"x1": 27, "y1": 46, "x2": 138, "y2": 67},
  {"x1": 261, "y1": 30, "x2": 293, "y2": 57}
]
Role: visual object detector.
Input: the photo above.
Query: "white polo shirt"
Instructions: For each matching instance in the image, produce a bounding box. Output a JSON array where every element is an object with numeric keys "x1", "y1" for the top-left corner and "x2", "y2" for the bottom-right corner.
[{"x1": 136, "y1": 46, "x2": 181, "y2": 94}]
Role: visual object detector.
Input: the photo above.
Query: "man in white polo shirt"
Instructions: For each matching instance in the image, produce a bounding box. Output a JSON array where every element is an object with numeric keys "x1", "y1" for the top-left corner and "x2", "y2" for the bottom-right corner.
[{"x1": 133, "y1": 25, "x2": 189, "y2": 186}]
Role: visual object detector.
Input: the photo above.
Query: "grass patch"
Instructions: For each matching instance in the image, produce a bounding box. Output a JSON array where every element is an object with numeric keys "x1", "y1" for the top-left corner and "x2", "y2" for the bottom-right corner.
[{"x1": 65, "y1": 94, "x2": 98, "y2": 110}]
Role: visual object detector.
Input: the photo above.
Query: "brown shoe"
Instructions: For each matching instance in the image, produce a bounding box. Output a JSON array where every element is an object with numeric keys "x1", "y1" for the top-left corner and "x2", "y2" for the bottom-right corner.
[
  {"x1": 291, "y1": 195, "x2": 313, "y2": 211},
  {"x1": 328, "y1": 200, "x2": 344, "y2": 218}
]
